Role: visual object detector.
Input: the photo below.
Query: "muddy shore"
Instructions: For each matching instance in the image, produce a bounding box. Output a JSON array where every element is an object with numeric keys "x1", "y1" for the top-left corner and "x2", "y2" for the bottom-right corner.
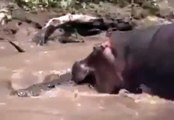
[{"x1": 0, "y1": 1, "x2": 174, "y2": 119}]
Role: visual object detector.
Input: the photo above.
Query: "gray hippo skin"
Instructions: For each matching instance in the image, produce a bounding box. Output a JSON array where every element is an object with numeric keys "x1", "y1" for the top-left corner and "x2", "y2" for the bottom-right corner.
[{"x1": 72, "y1": 23, "x2": 174, "y2": 100}]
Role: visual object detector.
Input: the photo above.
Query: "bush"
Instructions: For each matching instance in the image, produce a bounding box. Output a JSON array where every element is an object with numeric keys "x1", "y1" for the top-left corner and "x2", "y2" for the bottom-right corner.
[
  {"x1": 14, "y1": 0, "x2": 159, "y2": 12},
  {"x1": 15, "y1": 0, "x2": 81, "y2": 10}
]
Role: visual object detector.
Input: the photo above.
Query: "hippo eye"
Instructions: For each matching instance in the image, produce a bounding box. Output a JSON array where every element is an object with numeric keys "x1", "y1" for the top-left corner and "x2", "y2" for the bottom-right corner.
[{"x1": 93, "y1": 46, "x2": 97, "y2": 51}]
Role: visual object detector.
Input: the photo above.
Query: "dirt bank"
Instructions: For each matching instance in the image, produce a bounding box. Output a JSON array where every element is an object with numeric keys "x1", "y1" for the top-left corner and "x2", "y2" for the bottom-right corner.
[{"x1": 0, "y1": 2, "x2": 173, "y2": 120}]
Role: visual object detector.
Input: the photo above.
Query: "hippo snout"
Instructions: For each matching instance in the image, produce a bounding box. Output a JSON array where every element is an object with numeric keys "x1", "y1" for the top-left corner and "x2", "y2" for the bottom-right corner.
[{"x1": 71, "y1": 61, "x2": 92, "y2": 84}]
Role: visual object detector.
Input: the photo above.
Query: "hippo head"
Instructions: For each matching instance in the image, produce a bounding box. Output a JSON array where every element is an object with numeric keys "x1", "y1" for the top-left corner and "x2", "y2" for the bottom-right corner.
[{"x1": 71, "y1": 41, "x2": 124, "y2": 94}]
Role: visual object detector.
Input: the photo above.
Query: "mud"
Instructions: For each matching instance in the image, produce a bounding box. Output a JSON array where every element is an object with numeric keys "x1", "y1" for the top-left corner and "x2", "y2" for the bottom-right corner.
[{"x1": 0, "y1": 3, "x2": 173, "y2": 120}]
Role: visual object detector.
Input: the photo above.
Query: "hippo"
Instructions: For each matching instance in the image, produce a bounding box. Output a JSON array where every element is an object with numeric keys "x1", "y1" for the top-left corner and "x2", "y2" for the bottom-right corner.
[{"x1": 71, "y1": 23, "x2": 174, "y2": 100}]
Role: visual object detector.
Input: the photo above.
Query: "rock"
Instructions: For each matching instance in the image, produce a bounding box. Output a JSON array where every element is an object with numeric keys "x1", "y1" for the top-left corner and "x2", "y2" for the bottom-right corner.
[
  {"x1": 168, "y1": 0, "x2": 174, "y2": 7},
  {"x1": 132, "y1": 5, "x2": 149, "y2": 19},
  {"x1": 155, "y1": 0, "x2": 174, "y2": 19},
  {"x1": 136, "y1": 16, "x2": 172, "y2": 28}
]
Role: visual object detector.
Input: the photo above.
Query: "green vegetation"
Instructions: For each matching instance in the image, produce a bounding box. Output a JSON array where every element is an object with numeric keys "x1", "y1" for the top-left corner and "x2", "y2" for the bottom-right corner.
[
  {"x1": 14, "y1": 0, "x2": 88, "y2": 10},
  {"x1": 14, "y1": 0, "x2": 159, "y2": 11}
]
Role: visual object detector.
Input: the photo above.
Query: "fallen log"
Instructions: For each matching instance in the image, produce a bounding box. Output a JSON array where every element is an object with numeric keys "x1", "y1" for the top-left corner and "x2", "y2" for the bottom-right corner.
[{"x1": 32, "y1": 13, "x2": 134, "y2": 45}]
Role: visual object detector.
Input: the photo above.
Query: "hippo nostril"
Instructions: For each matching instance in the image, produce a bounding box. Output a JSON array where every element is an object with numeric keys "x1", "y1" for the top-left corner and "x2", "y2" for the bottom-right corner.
[{"x1": 102, "y1": 40, "x2": 112, "y2": 48}]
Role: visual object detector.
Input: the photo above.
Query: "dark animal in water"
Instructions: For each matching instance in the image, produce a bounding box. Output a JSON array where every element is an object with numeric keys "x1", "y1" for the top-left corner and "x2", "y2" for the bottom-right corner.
[{"x1": 71, "y1": 23, "x2": 174, "y2": 100}]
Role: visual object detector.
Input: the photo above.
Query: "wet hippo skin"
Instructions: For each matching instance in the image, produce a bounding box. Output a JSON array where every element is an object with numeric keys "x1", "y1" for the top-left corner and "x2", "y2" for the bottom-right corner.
[{"x1": 71, "y1": 23, "x2": 174, "y2": 100}]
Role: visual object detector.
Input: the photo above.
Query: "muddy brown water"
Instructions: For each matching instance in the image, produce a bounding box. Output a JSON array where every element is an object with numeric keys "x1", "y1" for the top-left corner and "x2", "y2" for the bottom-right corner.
[{"x1": 0, "y1": 9, "x2": 174, "y2": 120}]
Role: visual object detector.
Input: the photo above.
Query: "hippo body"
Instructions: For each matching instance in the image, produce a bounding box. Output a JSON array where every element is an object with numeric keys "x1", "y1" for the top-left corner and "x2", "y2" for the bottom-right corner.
[{"x1": 72, "y1": 23, "x2": 174, "y2": 99}]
